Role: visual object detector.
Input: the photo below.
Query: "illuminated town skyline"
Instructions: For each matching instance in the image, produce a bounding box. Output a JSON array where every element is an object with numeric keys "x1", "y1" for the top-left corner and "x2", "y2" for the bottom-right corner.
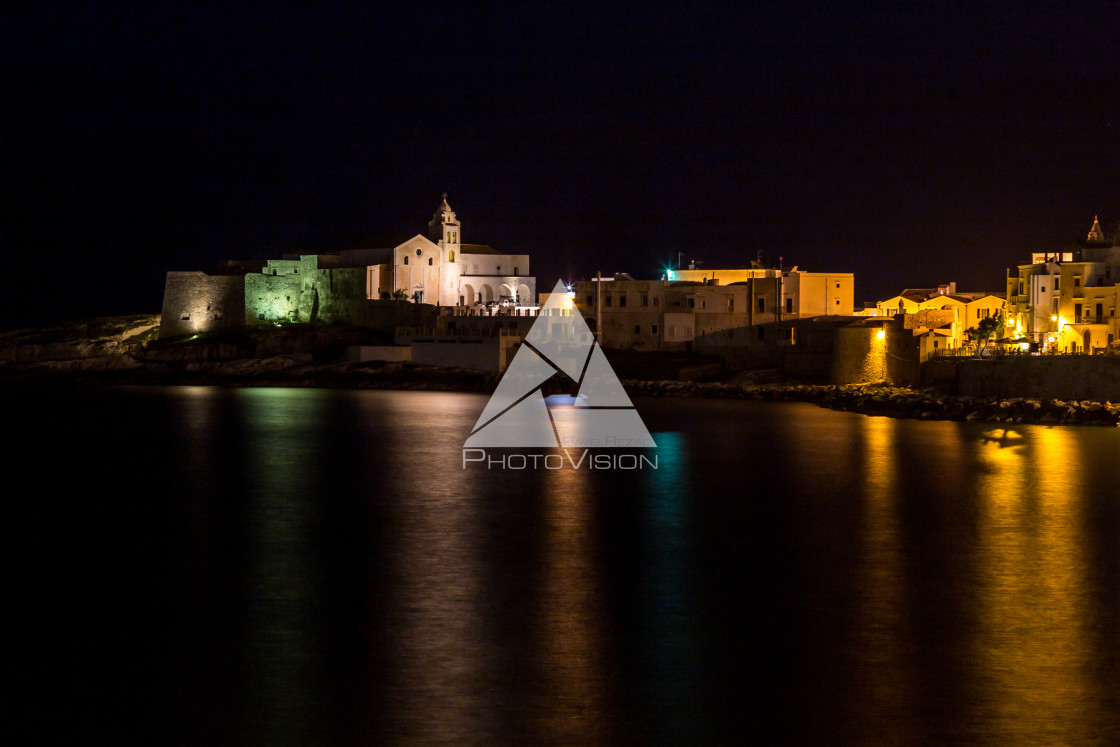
[{"x1": 3, "y1": 3, "x2": 1116, "y2": 329}]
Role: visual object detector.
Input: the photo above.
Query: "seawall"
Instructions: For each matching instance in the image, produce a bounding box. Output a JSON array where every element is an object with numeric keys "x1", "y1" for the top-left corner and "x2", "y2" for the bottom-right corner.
[{"x1": 923, "y1": 356, "x2": 1120, "y2": 401}]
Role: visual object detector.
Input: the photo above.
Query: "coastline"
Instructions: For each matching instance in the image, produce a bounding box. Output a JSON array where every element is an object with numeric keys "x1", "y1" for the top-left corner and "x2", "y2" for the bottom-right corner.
[{"x1": 4, "y1": 355, "x2": 1118, "y2": 427}]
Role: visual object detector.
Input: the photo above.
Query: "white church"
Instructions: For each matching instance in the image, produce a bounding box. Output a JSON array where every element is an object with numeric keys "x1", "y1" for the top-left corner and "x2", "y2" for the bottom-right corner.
[{"x1": 340, "y1": 195, "x2": 536, "y2": 308}]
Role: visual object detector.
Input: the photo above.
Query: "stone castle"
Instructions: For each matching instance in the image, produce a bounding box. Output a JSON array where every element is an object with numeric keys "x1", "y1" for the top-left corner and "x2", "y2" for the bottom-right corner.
[{"x1": 160, "y1": 196, "x2": 537, "y2": 338}]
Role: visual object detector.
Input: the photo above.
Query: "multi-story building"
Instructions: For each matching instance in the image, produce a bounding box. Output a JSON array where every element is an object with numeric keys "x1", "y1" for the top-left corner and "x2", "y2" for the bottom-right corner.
[
  {"x1": 873, "y1": 282, "x2": 1006, "y2": 359},
  {"x1": 1005, "y1": 216, "x2": 1119, "y2": 353},
  {"x1": 574, "y1": 264, "x2": 854, "y2": 352}
]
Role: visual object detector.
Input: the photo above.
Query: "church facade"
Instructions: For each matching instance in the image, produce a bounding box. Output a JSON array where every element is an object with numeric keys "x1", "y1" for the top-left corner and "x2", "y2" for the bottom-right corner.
[
  {"x1": 160, "y1": 197, "x2": 537, "y2": 338},
  {"x1": 359, "y1": 196, "x2": 535, "y2": 308}
]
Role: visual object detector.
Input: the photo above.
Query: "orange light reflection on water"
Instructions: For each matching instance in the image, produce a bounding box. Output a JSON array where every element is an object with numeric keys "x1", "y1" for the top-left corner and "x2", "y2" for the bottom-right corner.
[
  {"x1": 853, "y1": 415, "x2": 912, "y2": 731},
  {"x1": 972, "y1": 425, "x2": 1095, "y2": 744},
  {"x1": 535, "y1": 465, "x2": 610, "y2": 744}
]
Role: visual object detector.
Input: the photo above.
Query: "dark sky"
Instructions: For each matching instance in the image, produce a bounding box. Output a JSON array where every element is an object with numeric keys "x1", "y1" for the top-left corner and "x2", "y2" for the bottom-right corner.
[{"x1": 3, "y1": 2, "x2": 1117, "y2": 329}]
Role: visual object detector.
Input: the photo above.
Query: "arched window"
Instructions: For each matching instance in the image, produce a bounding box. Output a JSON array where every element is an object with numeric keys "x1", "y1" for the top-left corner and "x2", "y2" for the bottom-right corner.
[{"x1": 449, "y1": 250, "x2": 455, "y2": 262}]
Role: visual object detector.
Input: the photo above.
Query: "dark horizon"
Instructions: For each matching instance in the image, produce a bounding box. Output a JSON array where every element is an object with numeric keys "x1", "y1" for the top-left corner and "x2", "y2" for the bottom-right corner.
[{"x1": 4, "y1": 3, "x2": 1117, "y2": 330}]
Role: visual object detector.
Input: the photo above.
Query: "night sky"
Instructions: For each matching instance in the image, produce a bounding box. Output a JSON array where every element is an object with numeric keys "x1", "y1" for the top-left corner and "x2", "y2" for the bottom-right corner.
[{"x1": 3, "y1": 2, "x2": 1117, "y2": 329}]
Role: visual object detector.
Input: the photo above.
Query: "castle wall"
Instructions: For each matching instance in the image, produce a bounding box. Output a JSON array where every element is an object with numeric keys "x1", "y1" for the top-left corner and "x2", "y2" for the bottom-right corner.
[
  {"x1": 159, "y1": 272, "x2": 246, "y2": 338},
  {"x1": 300, "y1": 267, "x2": 375, "y2": 324},
  {"x1": 246, "y1": 272, "x2": 302, "y2": 325},
  {"x1": 831, "y1": 326, "x2": 885, "y2": 384}
]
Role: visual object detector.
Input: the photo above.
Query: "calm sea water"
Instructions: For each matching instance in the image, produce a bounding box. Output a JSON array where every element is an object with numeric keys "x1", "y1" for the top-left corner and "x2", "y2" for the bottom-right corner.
[{"x1": 8, "y1": 385, "x2": 1119, "y2": 745}]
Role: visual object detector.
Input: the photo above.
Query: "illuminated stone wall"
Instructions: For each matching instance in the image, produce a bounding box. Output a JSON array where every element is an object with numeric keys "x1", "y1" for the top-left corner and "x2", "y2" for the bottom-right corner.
[
  {"x1": 245, "y1": 272, "x2": 302, "y2": 324},
  {"x1": 159, "y1": 271, "x2": 246, "y2": 338},
  {"x1": 298, "y1": 267, "x2": 376, "y2": 324},
  {"x1": 831, "y1": 326, "x2": 886, "y2": 384}
]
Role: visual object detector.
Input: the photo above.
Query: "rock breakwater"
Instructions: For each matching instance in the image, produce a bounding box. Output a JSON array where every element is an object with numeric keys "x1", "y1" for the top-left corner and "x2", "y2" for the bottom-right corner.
[{"x1": 623, "y1": 380, "x2": 1120, "y2": 426}]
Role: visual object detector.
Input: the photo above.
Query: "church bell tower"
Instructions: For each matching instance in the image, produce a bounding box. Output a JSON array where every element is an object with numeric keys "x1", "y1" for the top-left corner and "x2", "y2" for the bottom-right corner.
[{"x1": 429, "y1": 193, "x2": 461, "y2": 254}]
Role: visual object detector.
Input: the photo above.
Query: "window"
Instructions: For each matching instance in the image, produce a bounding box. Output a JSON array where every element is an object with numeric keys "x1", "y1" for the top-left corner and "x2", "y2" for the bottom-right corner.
[
  {"x1": 835, "y1": 299, "x2": 840, "y2": 306},
  {"x1": 757, "y1": 298, "x2": 765, "y2": 312},
  {"x1": 428, "y1": 258, "x2": 433, "y2": 266},
  {"x1": 514, "y1": 267, "x2": 520, "y2": 276},
  {"x1": 180, "y1": 312, "x2": 190, "y2": 320},
  {"x1": 687, "y1": 298, "x2": 695, "y2": 308},
  {"x1": 700, "y1": 299, "x2": 706, "y2": 309},
  {"x1": 1041, "y1": 285, "x2": 1046, "y2": 293},
  {"x1": 836, "y1": 283, "x2": 840, "y2": 289},
  {"x1": 653, "y1": 297, "x2": 659, "y2": 307},
  {"x1": 605, "y1": 296, "x2": 612, "y2": 307},
  {"x1": 1054, "y1": 278, "x2": 1060, "y2": 289},
  {"x1": 641, "y1": 294, "x2": 648, "y2": 307},
  {"x1": 727, "y1": 297, "x2": 734, "y2": 312},
  {"x1": 403, "y1": 256, "x2": 408, "y2": 265},
  {"x1": 449, "y1": 251, "x2": 455, "y2": 262},
  {"x1": 619, "y1": 294, "x2": 627, "y2": 307},
  {"x1": 496, "y1": 265, "x2": 501, "y2": 273},
  {"x1": 1074, "y1": 277, "x2": 1081, "y2": 287},
  {"x1": 652, "y1": 324, "x2": 658, "y2": 335},
  {"x1": 634, "y1": 325, "x2": 641, "y2": 334},
  {"x1": 586, "y1": 295, "x2": 593, "y2": 306},
  {"x1": 785, "y1": 298, "x2": 793, "y2": 313}
]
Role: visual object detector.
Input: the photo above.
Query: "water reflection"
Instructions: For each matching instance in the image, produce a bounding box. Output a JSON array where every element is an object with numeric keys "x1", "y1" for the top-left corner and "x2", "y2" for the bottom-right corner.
[
  {"x1": 14, "y1": 386, "x2": 1116, "y2": 744},
  {"x1": 237, "y1": 388, "x2": 328, "y2": 744},
  {"x1": 354, "y1": 392, "x2": 494, "y2": 742},
  {"x1": 633, "y1": 432, "x2": 702, "y2": 742},
  {"x1": 973, "y1": 425, "x2": 1095, "y2": 743},
  {"x1": 852, "y1": 415, "x2": 912, "y2": 735},
  {"x1": 535, "y1": 467, "x2": 609, "y2": 743}
]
